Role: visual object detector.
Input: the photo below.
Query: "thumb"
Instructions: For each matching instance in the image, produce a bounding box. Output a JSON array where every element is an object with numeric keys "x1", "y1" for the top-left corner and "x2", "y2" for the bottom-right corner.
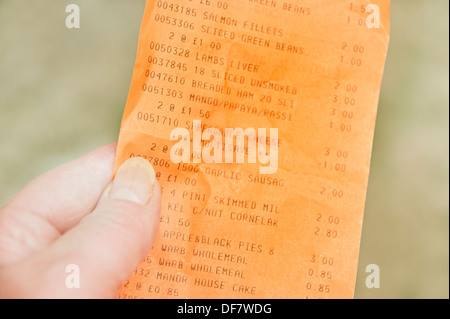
[{"x1": 29, "y1": 157, "x2": 161, "y2": 298}]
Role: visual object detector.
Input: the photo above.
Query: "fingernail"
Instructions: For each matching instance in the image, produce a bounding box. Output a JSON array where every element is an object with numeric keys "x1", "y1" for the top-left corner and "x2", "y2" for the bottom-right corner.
[{"x1": 108, "y1": 157, "x2": 156, "y2": 205}]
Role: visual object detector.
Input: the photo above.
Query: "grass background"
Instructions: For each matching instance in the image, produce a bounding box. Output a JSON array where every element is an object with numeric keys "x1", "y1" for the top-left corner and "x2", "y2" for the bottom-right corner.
[{"x1": 0, "y1": 0, "x2": 448, "y2": 298}]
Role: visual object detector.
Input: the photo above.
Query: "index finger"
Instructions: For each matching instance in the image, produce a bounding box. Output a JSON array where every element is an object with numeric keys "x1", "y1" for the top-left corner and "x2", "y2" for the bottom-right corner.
[{"x1": 1, "y1": 142, "x2": 117, "y2": 234}]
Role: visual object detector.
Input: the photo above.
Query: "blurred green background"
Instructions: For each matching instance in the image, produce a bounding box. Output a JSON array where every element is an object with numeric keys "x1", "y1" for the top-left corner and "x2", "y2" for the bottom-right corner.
[{"x1": 0, "y1": 0, "x2": 448, "y2": 298}]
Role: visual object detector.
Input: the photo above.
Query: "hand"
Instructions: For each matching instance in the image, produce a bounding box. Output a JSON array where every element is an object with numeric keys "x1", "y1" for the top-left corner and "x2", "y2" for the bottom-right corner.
[{"x1": 0, "y1": 143, "x2": 161, "y2": 298}]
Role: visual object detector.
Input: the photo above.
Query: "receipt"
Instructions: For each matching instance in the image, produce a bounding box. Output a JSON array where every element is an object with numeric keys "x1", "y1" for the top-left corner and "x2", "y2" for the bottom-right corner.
[{"x1": 114, "y1": 0, "x2": 390, "y2": 299}]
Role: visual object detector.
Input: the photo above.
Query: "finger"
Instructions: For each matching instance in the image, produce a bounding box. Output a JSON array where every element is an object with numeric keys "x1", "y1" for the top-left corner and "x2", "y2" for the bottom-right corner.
[
  {"x1": 7, "y1": 157, "x2": 161, "y2": 298},
  {"x1": 1, "y1": 143, "x2": 117, "y2": 234}
]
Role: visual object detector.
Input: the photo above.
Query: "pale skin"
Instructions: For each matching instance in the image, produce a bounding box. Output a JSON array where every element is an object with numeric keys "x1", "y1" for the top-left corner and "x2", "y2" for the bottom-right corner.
[{"x1": 0, "y1": 143, "x2": 161, "y2": 298}]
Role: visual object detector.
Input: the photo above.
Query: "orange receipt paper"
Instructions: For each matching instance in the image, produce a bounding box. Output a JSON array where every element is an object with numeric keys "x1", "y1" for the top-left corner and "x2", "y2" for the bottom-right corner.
[{"x1": 114, "y1": 0, "x2": 390, "y2": 298}]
